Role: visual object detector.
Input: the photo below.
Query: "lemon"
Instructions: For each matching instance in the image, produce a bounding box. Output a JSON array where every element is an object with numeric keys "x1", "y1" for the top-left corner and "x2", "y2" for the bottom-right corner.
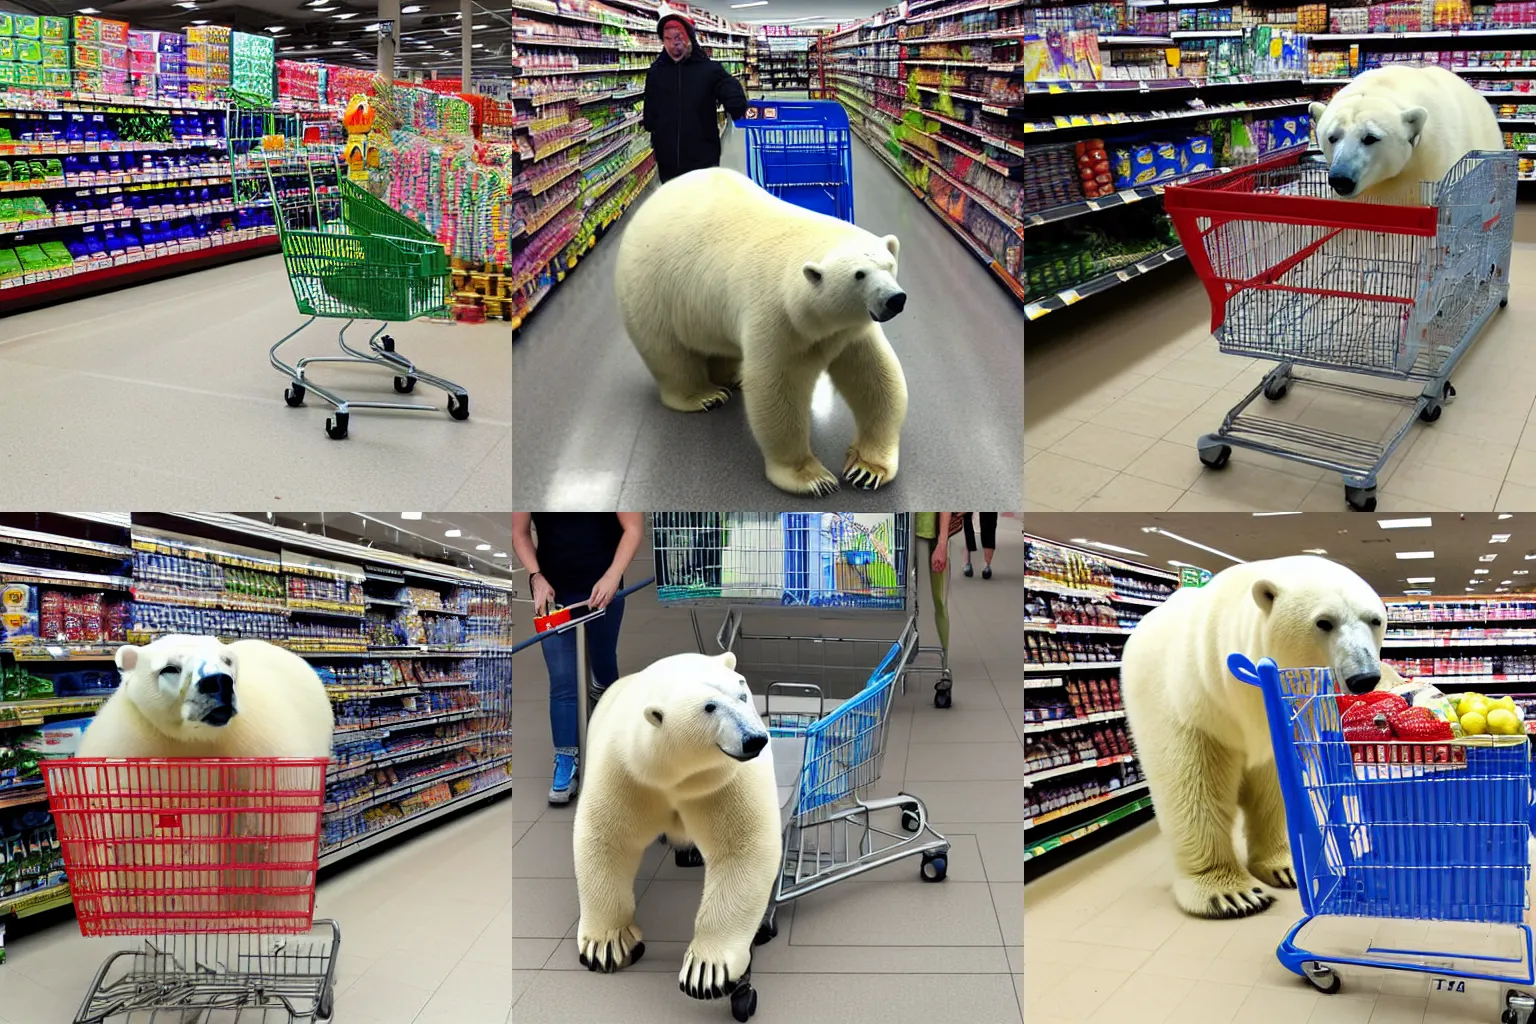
[
  {"x1": 1487, "y1": 708, "x2": 1521, "y2": 736},
  {"x1": 1456, "y1": 694, "x2": 1486, "y2": 717},
  {"x1": 1460, "y1": 710, "x2": 1488, "y2": 736},
  {"x1": 1494, "y1": 696, "x2": 1520, "y2": 714}
]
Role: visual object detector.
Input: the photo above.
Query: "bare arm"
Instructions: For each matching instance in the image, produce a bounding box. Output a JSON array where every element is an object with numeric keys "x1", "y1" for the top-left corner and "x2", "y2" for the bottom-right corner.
[
  {"x1": 511, "y1": 513, "x2": 554, "y2": 613},
  {"x1": 608, "y1": 513, "x2": 644, "y2": 579}
]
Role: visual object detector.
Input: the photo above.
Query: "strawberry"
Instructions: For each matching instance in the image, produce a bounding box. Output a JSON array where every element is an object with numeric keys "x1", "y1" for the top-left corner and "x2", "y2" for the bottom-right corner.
[
  {"x1": 1341, "y1": 701, "x2": 1392, "y2": 735},
  {"x1": 1389, "y1": 706, "x2": 1452, "y2": 742}
]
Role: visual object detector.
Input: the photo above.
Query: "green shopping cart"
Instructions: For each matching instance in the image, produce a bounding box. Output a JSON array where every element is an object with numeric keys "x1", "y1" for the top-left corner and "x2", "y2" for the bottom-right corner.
[{"x1": 267, "y1": 159, "x2": 468, "y2": 440}]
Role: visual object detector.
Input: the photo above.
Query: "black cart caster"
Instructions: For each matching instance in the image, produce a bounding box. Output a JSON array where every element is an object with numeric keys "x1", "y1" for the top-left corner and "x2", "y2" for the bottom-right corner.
[
  {"x1": 1199, "y1": 444, "x2": 1232, "y2": 469},
  {"x1": 1263, "y1": 380, "x2": 1289, "y2": 401},
  {"x1": 394, "y1": 375, "x2": 417, "y2": 394},
  {"x1": 325, "y1": 413, "x2": 349, "y2": 440},
  {"x1": 1301, "y1": 962, "x2": 1340, "y2": 995},
  {"x1": 447, "y1": 393, "x2": 470, "y2": 420},
  {"x1": 284, "y1": 384, "x2": 306, "y2": 407},
  {"x1": 1420, "y1": 382, "x2": 1454, "y2": 422},
  {"x1": 731, "y1": 982, "x2": 758, "y2": 1022},
  {"x1": 675, "y1": 846, "x2": 704, "y2": 868},
  {"x1": 379, "y1": 334, "x2": 395, "y2": 353},
  {"x1": 1345, "y1": 485, "x2": 1377, "y2": 513},
  {"x1": 902, "y1": 807, "x2": 921, "y2": 833},
  {"x1": 920, "y1": 850, "x2": 948, "y2": 882},
  {"x1": 934, "y1": 675, "x2": 952, "y2": 709}
]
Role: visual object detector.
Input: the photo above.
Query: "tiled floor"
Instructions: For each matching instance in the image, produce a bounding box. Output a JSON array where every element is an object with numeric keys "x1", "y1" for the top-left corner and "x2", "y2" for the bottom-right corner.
[
  {"x1": 512, "y1": 520, "x2": 1025, "y2": 1024},
  {"x1": 1025, "y1": 210, "x2": 1536, "y2": 513},
  {"x1": 0, "y1": 796, "x2": 514, "y2": 1023},
  {"x1": 1025, "y1": 820, "x2": 1536, "y2": 1024}
]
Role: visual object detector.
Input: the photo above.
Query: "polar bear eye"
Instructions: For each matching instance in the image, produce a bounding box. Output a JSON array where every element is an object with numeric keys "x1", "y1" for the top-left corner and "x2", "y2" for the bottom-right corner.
[
  {"x1": 855, "y1": 270, "x2": 866, "y2": 280},
  {"x1": 1369, "y1": 616, "x2": 1383, "y2": 628},
  {"x1": 1317, "y1": 619, "x2": 1335, "y2": 633},
  {"x1": 1328, "y1": 133, "x2": 1341, "y2": 145},
  {"x1": 1361, "y1": 134, "x2": 1379, "y2": 146},
  {"x1": 704, "y1": 702, "x2": 717, "y2": 714}
]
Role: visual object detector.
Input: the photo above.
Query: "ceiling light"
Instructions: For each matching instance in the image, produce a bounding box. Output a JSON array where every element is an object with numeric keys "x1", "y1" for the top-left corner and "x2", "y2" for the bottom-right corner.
[
  {"x1": 472, "y1": 42, "x2": 483, "y2": 47},
  {"x1": 191, "y1": 19, "x2": 209, "y2": 24},
  {"x1": 77, "y1": 6, "x2": 99, "y2": 12},
  {"x1": 173, "y1": 1, "x2": 197, "y2": 7},
  {"x1": 1379, "y1": 517, "x2": 1433, "y2": 529},
  {"x1": 1403, "y1": 588, "x2": 1431, "y2": 595},
  {"x1": 1069, "y1": 538, "x2": 1148, "y2": 558},
  {"x1": 1303, "y1": 548, "x2": 1328, "y2": 555},
  {"x1": 306, "y1": 0, "x2": 332, "y2": 6},
  {"x1": 265, "y1": 25, "x2": 287, "y2": 33},
  {"x1": 1466, "y1": 587, "x2": 1477, "y2": 592},
  {"x1": 1476, "y1": 569, "x2": 1491, "y2": 575},
  {"x1": 1252, "y1": 512, "x2": 1302, "y2": 516},
  {"x1": 1481, "y1": 554, "x2": 1499, "y2": 562},
  {"x1": 474, "y1": 543, "x2": 492, "y2": 551},
  {"x1": 1502, "y1": 580, "x2": 1514, "y2": 585},
  {"x1": 1517, "y1": 570, "x2": 1530, "y2": 576},
  {"x1": 1469, "y1": 579, "x2": 1484, "y2": 584},
  {"x1": 1396, "y1": 551, "x2": 1435, "y2": 559},
  {"x1": 401, "y1": 4, "x2": 423, "y2": 10},
  {"x1": 1493, "y1": 534, "x2": 1512, "y2": 543},
  {"x1": 400, "y1": 513, "x2": 422, "y2": 520},
  {"x1": 731, "y1": 1, "x2": 770, "y2": 6},
  {"x1": 473, "y1": 23, "x2": 488, "y2": 28},
  {"x1": 333, "y1": 12, "x2": 358, "y2": 18},
  {"x1": 1498, "y1": 587, "x2": 1511, "y2": 592},
  {"x1": 1501, "y1": 513, "x2": 1515, "y2": 519},
  {"x1": 494, "y1": 551, "x2": 508, "y2": 559},
  {"x1": 444, "y1": 529, "x2": 462, "y2": 538},
  {"x1": 1406, "y1": 577, "x2": 1436, "y2": 584}
]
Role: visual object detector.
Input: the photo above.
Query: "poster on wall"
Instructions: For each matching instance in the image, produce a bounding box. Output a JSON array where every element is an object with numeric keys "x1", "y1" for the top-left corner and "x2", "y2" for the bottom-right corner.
[{"x1": 229, "y1": 30, "x2": 275, "y2": 101}]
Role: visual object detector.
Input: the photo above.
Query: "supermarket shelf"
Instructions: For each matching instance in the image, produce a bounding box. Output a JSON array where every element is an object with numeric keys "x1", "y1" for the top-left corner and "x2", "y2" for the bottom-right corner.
[
  {"x1": 1099, "y1": 35, "x2": 1174, "y2": 46},
  {"x1": 0, "y1": 170, "x2": 230, "y2": 193},
  {"x1": 1384, "y1": 635, "x2": 1536, "y2": 647},
  {"x1": 897, "y1": 139, "x2": 1021, "y2": 230},
  {"x1": 1387, "y1": 673, "x2": 1536, "y2": 685},
  {"x1": 328, "y1": 754, "x2": 512, "y2": 814},
  {"x1": 5, "y1": 643, "x2": 117, "y2": 661},
  {"x1": 1308, "y1": 28, "x2": 1536, "y2": 44},
  {"x1": 0, "y1": 562, "x2": 132, "y2": 590},
  {"x1": 328, "y1": 734, "x2": 481, "y2": 782},
  {"x1": 318, "y1": 777, "x2": 510, "y2": 868},
  {"x1": 1025, "y1": 75, "x2": 1304, "y2": 94},
  {"x1": 1025, "y1": 796, "x2": 1155, "y2": 863},
  {"x1": 1024, "y1": 623, "x2": 1134, "y2": 635},
  {"x1": 1023, "y1": 710, "x2": 1128, "y2": 733},
  {"x1": 1025, "y1": 781, "x2": 1149, "y2": 831},
  {"x1": 1026, "y1": 753, "x2": 1138, "y2": 785},
  {"x1": 0, "y1": 526, "x2": 130, "y2": 561},
  {"x1": 0, "y1": 881, "x2": 72, "y2": 921},
  {"x1": 0, "y1": 233, "x2": 278, "y2": 316},
  {"x1": 0, "y1": 784, "x2": 46, "y2": 809},
  {"x1": 1170, "y1": 29, "x2": 1244, "y2": 39},
  {"x1": 1025, "y1": 245, "x2": 1186, "y2": 321},
  {"x1": 1024, "y1": 661, "x2": 1122, "y2": 673},
  {"x1": 1026, "y1": 169, "x2": 1227, "y2": 228},
  {"x1": 1024, "y1": 677, "x2": 1071, "y2": 690},
  {"x1": 1023, "y1": 99, "x2": 1311, "y2": 137},
  {"x1": 1, "y1": 202, "x2": 240, "y2": 238}
]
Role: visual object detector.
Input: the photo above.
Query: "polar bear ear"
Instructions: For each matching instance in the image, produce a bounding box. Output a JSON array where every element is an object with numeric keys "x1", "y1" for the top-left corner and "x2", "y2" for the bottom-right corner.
[
  {"x1": 883, "y1": 234, "x2": 900, "y2": 259},
  {"x1": 1308, "y1": 101, "x2": 1327, "y2": 125},
  {"x1": 802, "y1": 262, "x2": 823, "y2": 285},
  {"x1": 718, "y1": 651, "x2": 737, "y2": 672},
  {"x1": 115, "y1": 644, "x2": 141, "y2": 672},
  {"x1": 1252, "y1": 579, "x2": 1279, "y2": 615},
  {"x1": 645, "y1": 706, "x2": 665, "y2": 728},
  {"x1": 1401, "y1": 107, "x2": 1427, "y2": 147}
]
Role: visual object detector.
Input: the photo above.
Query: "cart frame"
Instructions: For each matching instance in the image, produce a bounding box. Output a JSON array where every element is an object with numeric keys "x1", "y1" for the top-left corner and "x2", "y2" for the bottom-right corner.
[{"x1": 738, "y1": 99, "x2": 856, "y2": 223}]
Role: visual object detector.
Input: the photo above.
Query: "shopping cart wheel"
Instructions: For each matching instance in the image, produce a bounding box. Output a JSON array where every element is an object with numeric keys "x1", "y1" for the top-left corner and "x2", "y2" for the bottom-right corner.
[
  {"x1": 325, "y1": 413, "x2": 349, "y2": 440},
  {"x1": 1263, "y1": 380, "x2": 1289, "y2": 401},
  {"x1": 284, "y1": 384, "x2": 306, "y2": 407},
  {"x1": 902, "y1": 808, "x2": 920, "y2": 832},
  {"x1": 393, "y1": 375, "x2": 417, "y2": 394},
  {"x1": 731, "y1": 983, "x2": 758, "y2": 1021},
  {"x1": 934, "y1": 676, "x2": 952, "y2": 709},
  {"x1": 1344, "y1": 486, "x2": 1376, "y2": 513},
  {"x1": 379, "y1": 334, "x2": 395, "y2": 353},
  {"x1": 447, "y1": 393, "x2": 470, "y2": 420},
  {"x1": 1198, "y1": 444, "x2": 1231, "y2": 470},
  {"x1": 920, "y1": 851, "x2": 948, "y2": 882},
  {"x1": 1503, "y1": 989, "x2": 1535, "y2": 1024},
  {"x1": 1302, "y1": 962, "x2": 1340, "y2": 995}
]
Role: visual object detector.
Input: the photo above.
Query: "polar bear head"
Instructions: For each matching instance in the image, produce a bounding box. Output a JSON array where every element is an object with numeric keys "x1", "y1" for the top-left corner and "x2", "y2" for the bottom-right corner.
[
  {"x1": 800, "y1": 234, "x2": 907, "y2": 329},
  {"x1": 1310, "y1": 90, "x2": 1425, "y2": 199},
  {"x1": 1248, "y1": 555, "x2": 1389, "y2": 694},
  {"x1": 637, "y1": 651, "x2": 770, "y2": 783},
  {"x1": 115, "y1": 634, "x2": 241, "y2": 739}
]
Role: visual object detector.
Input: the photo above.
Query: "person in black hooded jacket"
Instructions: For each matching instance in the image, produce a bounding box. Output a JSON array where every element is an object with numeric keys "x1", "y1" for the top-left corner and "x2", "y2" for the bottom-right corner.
[{"x1": 643, "y1": 10, "x2": 749, "y2": 183}]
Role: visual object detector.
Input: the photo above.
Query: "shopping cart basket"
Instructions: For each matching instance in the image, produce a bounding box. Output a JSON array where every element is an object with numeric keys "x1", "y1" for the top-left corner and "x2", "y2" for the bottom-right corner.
[
  {"x1": 737, "y1": 100, "x2": 855, "y2": 223},
  {"x1": 41, "y1": 757, "x2": 339, "y2": 1023},
  {"x1": 267, "y1": 160, "x2": 470, "y2": 441},
  {"x1": 1227, "y1": 654, "x2": 1536, "y2": 1023},
  {"x1": 1163, "y1": 148, "x2": 1517, "y2": 512}
]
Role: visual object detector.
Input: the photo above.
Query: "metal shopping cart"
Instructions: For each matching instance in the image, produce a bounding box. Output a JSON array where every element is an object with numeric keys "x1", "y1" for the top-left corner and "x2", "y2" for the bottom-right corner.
[
  {"x1": 737, "y1": 100, "x2": 855, "y2": 223},
  {"x1": 40, "y1": 757, "x2": 339, "y2": 1023},
  {"x1": 266, "y1": 158, "x2": 470, "y2": 441},
  {"x1": 1164, "y1": 148, "x2": 1517, "y2": 512},
  {"x1": 1228, "y1": 654, "x2": 1536, "y2": 1023}
]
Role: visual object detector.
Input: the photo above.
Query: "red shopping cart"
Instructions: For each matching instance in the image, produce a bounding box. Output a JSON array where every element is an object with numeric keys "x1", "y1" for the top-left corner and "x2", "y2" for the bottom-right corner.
[{"x1": 41, "y1": 757, "x2": 339, "y2": 1023}]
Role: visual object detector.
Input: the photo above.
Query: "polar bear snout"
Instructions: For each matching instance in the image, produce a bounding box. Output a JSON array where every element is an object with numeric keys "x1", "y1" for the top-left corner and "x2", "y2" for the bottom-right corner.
[
  {"x1": 872, "y1": 291, "x2": 907, "y2": 322},
  {"x1": 190, "y1": 669, "x2": 238, "y2": 725},
  {"x1": 1342, "y1": 669, "x2": 1382, "y2": 694},
  {"x1": 1328, "y1": 172, "x2": 1358, "y2": 197}
]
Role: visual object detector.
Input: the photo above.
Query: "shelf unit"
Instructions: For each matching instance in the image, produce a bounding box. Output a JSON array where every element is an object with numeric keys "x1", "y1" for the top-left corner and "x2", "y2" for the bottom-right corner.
[
  {"x1": 1023, "y1": 535, "x2": 1175, "y2": 879},
  {"x1": 0, "y1": 513, "x2": 512, "y2": 935},
  {"x1": 1381, "y1": 596, "x2": 1536, "y2": 706}
]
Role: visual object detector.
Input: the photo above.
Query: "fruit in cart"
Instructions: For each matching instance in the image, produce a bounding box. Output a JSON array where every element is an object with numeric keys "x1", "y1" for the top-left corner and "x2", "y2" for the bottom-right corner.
[
  {"x1": 1341, "y1": 701, "x2": 1392, "y2": 741},
  {"x1": 1388, "y1": 706, "x2": 1453, "y2": 742},
  {"x1": 1487, "y1": 707, "x2": 1522, "y2": 736},
  {"x1": 1459, "y1": 709, "x2": 1488, "y2": 736},
  {"x1": 1456, "y1": 693, "x2": 1490, "y2": 718}
]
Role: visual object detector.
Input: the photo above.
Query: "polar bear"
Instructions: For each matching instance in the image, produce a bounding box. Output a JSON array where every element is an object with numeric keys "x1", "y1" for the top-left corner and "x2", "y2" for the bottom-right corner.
[
  {"x1": 1120, "y1": 555, "x2": 1388, "y2": 919},
  {"x1": 1310, "y1": 64, "x2": 1503, "y2": 205},
  {"x1": 573, "y1": 650, "x2": 781, "y2": 1001},
  {"x1": 78, "y1": 634, "x2": 335, "y2": 758},
  {"x1": 614, "y1": 166, "x2": 909, "y2": 496}
]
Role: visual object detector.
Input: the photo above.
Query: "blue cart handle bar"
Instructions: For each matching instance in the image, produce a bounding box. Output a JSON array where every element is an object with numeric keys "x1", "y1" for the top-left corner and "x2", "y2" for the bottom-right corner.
[
  {"x1": 507, "y1": 576, "x2": 656, "y2": 655},
  {"x1": 1227, "y1": 652, "x2": 1268, "y2": 689}
]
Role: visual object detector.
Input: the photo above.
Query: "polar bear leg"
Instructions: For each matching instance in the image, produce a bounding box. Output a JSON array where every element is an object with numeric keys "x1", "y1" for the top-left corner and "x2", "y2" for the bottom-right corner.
[
  {"x1": 1239, "y1": 762, "x2": 1296, "y2": 889},
  {"x1": 741, "y1": 352, "x2": 839, "y2": 496},
  {"x1": 633, "y1": 331, "x2": 733, "y2": 413},
  {"x1": 676, "y1": 800, "x2": 779, "y2": 1000},
  {"x1": 707, "y1": 356, "x2": 743, "y2": 391},
  {"x1": 575, "y1": 799, "x2": 665, "y2": 972},
  {"x1": 1143, "y1": 720, "x2": 1276, "y2": 919},
  {"x1": 825, "y1": 330, "x2": 908, "y2": 490}
]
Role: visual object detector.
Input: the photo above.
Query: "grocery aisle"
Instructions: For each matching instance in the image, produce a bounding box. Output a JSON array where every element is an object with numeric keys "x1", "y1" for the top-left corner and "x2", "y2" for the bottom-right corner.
[
  {"x1": 0, "y1": 255, "x2": 511, "y2": 508},
  {"x1": 1026, "y1": 214, "x2": 1536, "y2": 513},
  {"x1": 510, "y1": 126, "x2": 1024, "y2": 510},
  {"x1": 513, "y1": 514, "x2": 1024, "y2": 1023}
]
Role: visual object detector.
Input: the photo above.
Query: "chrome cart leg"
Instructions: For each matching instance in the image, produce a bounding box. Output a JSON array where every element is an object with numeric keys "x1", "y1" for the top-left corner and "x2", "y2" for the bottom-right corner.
[{"x1": 339, "y1": 323, "x2": 471, "y2": 419}]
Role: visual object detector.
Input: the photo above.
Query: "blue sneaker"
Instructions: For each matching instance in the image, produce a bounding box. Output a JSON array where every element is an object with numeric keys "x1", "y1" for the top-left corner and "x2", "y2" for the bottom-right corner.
[{"x1": 549, "y1": 752, "x2": 579, "y2": 805}]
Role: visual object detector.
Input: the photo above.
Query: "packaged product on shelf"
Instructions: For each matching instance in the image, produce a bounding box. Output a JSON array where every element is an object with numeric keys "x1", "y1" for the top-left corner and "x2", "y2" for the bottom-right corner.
[
  {"x1": 0, "y1": 663, "x2": 53, "y2": 701},
  {"x1": 1, "y1": 584, "x2": 38, "y2": 643}
]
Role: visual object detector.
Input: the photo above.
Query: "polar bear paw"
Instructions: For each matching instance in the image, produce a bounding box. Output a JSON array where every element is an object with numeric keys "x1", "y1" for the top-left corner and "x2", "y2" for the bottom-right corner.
[
  {"x1": 577, "y1": 922, "x2": 646, "y2": 973},
  {"x1": 843, "y1": 445, "x2": 896, "y2": 491},
  {"x1": 766, "y1": 458, "x2": 840, "y2": 497},
  {"x1": 1248, "y1": 855, "x2": 1297, "y2": 889},
  {"x1": 1175, "y1": 871, "x2": 1277, "y2": 920},
  {"x1": 660, "y1": 387, "x2": 734, "y2": 413},
  {"x1": 679, "y1": 941, "x2": 750, "y2": 1000}
]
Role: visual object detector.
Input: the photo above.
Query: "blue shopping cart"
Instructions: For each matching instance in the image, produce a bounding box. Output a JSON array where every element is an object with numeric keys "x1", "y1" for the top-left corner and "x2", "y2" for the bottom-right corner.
[
  {"x1": 737, "y1": 99, "x2": 855, "y2": 223},
  {"x1": 1229, "y1": 654, "x2": 1536, "y2": 1023}
]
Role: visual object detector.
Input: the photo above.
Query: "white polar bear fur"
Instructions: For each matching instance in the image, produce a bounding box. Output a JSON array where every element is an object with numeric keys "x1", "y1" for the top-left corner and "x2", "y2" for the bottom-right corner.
[
  {"x1": 78, "y1": 635, "x2": 334, "y2": 759},
  {"x1": 1310, "y1": 65, "x2": 1504, "y2": 205},
  {"x1": 614, "y1": 166, "x2": 909, "y2": 497},
  {"x1": 1120, "y1": 555, "x2": 1388, "y2": 920},
  {"x1": 573, "y1": 650, "x2": 780, "y2": 1000}
]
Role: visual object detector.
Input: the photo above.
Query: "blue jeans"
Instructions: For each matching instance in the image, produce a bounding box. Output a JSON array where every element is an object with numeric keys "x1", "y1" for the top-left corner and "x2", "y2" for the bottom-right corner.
[{"x1": 543, "y1": 587, "x2": 626, "y2": 752}]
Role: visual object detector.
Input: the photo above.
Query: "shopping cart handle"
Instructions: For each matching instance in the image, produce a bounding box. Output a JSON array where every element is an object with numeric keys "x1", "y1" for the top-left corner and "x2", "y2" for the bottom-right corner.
[
  {"x1": 509, "y1": 576, "x2": 656, "y2": 654},
  {"x1": 1227, "y1": 653, "x2": 1268, "y2": 688}
]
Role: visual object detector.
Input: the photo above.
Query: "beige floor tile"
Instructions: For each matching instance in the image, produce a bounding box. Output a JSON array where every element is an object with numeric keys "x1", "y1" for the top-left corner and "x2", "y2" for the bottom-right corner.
[
  {"x1": 1377, "y1": 461, "x2": 1502, "y2": 511},
  {"x1": 1077, "y1": 472, "x2": 1188, "y2": 511},
  {"x1": 1027, "y1": 415, "x2": 1086, "y2": 451},
  {"x1": 1505, "y1": 447, "x2": 1536, "y2": 486},
  {"x1": 1153, "y1": 350, "x2": 1258, "y2": 390},
  {"x1": 1185, "y1": 453, "x2": 1324, "y2": 508},
  {"x1": 1124, "y1": 438, "x2": 1211, "y2": 491},
  {"x1": 1497, "y1": 480, "x2": 1536, "y2": 511},
  {"x1": 1435, "y1": 406, "x2": 1530, "y2": 448},
  {"x1": 1234, "y1": 984, "x2": 1320, "y2": 1023},
  {"x1": 1049, "y1": 421, "x2": 1160, "y2": 473},
  {"x1": 1170, "y1": 488, "x2": 1289, "y2": 512},
  {"x1": 1086, "y1": 971, "x2": 1198, "y2": 1024},
  {"x1": 1122, "y1": 376, "x2": 1222, "y2": 419},
  {"x1": 1366, "y1": 993, "x2": 1428, "y2": 1023},
  {"x1": 1027, "y1": 965, "x2": 1134, "y2": 1020},
  {"x1": 1308, "y1": 993, "x2": 1386, "y2": 1023},
  {"x1": 1024, "y1": 451, "x2": 1120, "y2": 511},
  {"x1": 1400, "y1": 428, "x2": 1516, "y2": 482},
  {"x1": 1168, "y1": 979, "x2": 1254, "y2": 1024}
]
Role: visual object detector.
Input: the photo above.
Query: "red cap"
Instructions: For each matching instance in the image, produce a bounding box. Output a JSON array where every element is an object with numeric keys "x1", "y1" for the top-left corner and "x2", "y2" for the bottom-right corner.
[{"x1": 657, "y1": 10, "x2": 696, "y2": 37}]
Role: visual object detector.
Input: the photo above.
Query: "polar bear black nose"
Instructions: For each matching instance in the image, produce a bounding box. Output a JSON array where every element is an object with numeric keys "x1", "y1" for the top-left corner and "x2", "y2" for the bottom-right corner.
[
  {"x1": 740, "y1": 734, "x2": 767, "y2": 757},
  {"x1": 885, "y1": 292, "x2": 906, "y2": 315},
  {"x1": 198, "y1": 673, "x2": 234, "y2": 699},
  {"x1": 1344, "y1": 669, "x2": 1381, "y2": 694},
  {"x1": 1328, "y1": 173, "x2": 1355, "y2": 194}
]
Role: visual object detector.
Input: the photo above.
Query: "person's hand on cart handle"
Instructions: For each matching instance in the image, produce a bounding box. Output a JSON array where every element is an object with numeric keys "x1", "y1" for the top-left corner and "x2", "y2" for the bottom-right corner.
[
  {"x1": 589, "y1": 570, "x2": 623, "y2": 611},
  {"x1": 530, "y1": 571, "x2": 556, "y2": 617}
]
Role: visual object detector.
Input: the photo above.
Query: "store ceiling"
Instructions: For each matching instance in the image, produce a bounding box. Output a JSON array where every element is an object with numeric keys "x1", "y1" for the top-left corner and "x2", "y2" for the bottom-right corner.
[
  {"x1": 680, "y1": 1, "x2": 887, "y2": 29},
  {"x1": 1025, "y1": 513, "x2": 1536, "y2": 599},
  {"x1": 235, "y1": 512, "x2": 513, "y2": 577},
  {"x1": 7, "y1": 0, "x2": 513, "y2": 71}
]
